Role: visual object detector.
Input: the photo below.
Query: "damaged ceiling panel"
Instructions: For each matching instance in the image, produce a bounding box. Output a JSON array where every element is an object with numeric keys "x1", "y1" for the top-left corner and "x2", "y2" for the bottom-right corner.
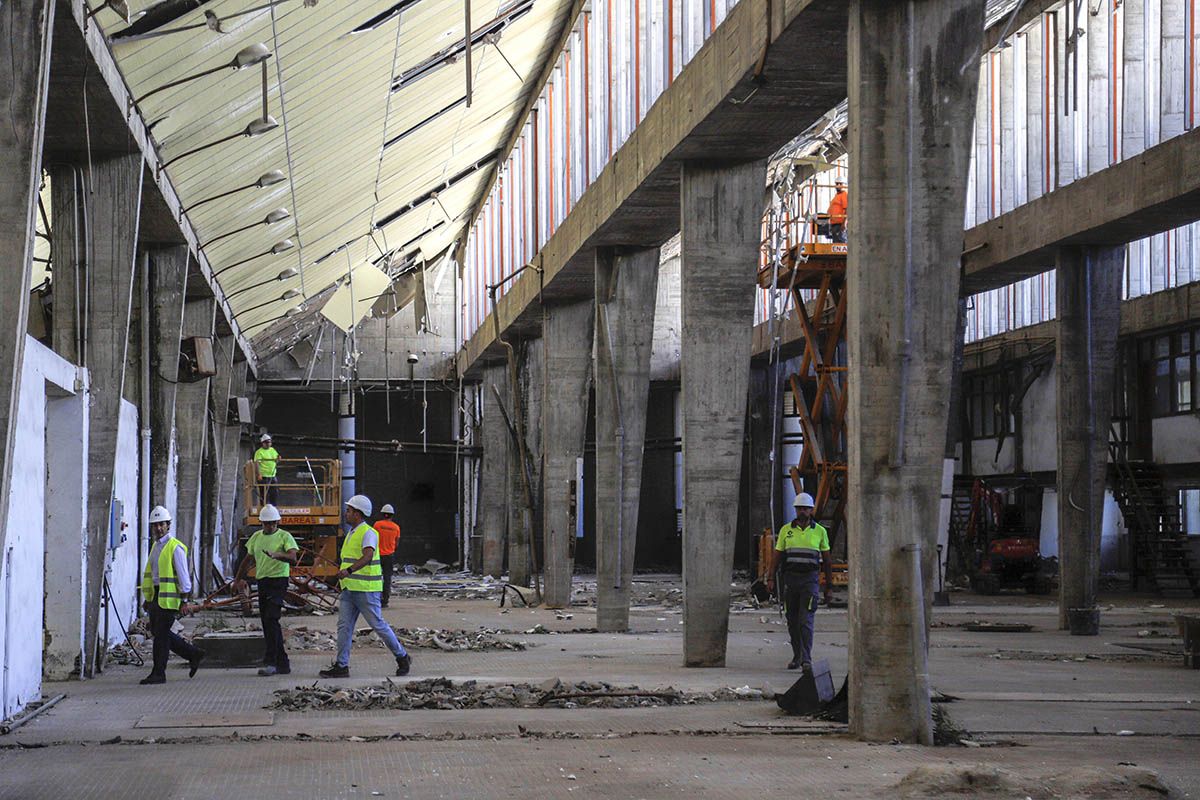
[{"x1": 91, "y1": 0, "x2": 577, "y2": 356}]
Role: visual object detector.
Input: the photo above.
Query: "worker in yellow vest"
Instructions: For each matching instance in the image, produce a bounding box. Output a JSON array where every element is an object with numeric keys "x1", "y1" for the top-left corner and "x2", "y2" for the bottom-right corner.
[
  {"x1": 139, "y1": 505, "x2": 205, "y2": 685},
  {"x1": 319, "y1": 494, "x2": 412, "y2": 678},
  {"x1": 766, "y1": 493, "x2": 833, "y2": 672}
]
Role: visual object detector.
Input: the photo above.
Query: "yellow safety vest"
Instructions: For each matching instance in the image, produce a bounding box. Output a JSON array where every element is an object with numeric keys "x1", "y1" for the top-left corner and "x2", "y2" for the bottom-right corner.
[
  {"x1": 339, "y1": 522, "x2": 383, "y2": 592},
  {"x1": 141, "y1": 537, "x2": 186, "y2": 610}
]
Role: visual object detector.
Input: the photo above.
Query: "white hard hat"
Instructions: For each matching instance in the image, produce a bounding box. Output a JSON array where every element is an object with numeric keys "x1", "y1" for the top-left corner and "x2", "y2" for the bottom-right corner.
[
  {"x1": 345, "y1": 494, "x2": 372, "y2": 516},
  {"x1": 259, "y1": 504, "x2": 281, "y2": 523},
  {"x1": 793, "y1": 492, "x2": 816, "y2": 509},
  {"x1": 260, "y1": 433, "x2": 272, "y2": 442},
  {"x1": 379, "y1": 503, "x2": 394, "y2": 515},
  {"x1": 149, "y1": 505, "x2": 172, "y2": 524}
]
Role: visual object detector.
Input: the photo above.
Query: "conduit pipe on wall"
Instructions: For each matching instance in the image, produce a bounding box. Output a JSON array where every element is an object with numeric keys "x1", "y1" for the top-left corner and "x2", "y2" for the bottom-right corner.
[{"x1": 139, "y1": 252, "x2": 151, "y2": 613}]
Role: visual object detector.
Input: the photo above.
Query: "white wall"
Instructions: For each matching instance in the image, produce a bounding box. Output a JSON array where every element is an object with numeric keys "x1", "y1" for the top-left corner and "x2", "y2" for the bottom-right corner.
[
  {"x1": 103, "y1": 400, "x2": 142, "y2": 650},
  {"x1": 0, "y1": 338, "x2": 81, "y2": 718},
  {"x1": 1152, "y1": 415, "x2": 1200, "y2": 464}
]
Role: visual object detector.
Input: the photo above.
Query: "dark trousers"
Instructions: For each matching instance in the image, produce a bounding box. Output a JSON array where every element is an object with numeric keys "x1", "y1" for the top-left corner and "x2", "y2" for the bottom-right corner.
[
  {"x1": 781, "y1": 571, "x2": 820, "y2": 665},
  {"x1": 830, "y1": 223, "x2": 846, "y2": 243},
  {"x1": 149, "y1": 604, "x2": 202, "y2": 678},
  {"x1": 258, "y1": 476, "x2": 278, "y2": 506},
  {"x1": 258, "y1": 576, "x2": 290, "y2": 670},
  {"x1": 380, "y1": 554, "x2": 394, "y2": 606}
]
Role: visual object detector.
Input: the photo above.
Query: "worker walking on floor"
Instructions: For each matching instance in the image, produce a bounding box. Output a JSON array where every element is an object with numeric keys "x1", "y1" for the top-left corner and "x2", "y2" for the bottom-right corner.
[
  {"x1": 233, "y1": 504, "x2": 299, "y2": 676},
  {"x1": 319, "y1": 494, "x2": 412, "y2": 678},
  {"x1": 139, "y1": 505, "x2": 205, "y2": 685},
  {"x1": 254, "y1": 433, "x2": 280, "y2": 506},
  {"x1": 375, "y1": 504, "x2": 401, "y2": 608},
  {"x1": 826, "y1": 179, "x2": 848, "y2": 243},
  {"x1": 766, "y1": 493, "x2": 833, "y2": 672}
]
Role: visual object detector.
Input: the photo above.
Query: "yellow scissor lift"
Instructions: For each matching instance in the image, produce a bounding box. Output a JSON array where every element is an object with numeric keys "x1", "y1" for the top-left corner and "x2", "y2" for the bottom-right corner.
[{"x1": 241, "y1": 457, "x2": 343, "y2": 582}]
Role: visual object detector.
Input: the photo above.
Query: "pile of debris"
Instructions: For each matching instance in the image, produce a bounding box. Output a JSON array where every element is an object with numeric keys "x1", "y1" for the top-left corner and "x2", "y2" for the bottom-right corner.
[
  {"x1": 270, "y1": 677, "x2": 771, "y2": 712},
  {"x1": 288, "y1": 626, "x2": 526, "y2": 653},
  {"x1": 391, "y1": 573, "x2": 504, "y2": 601}
]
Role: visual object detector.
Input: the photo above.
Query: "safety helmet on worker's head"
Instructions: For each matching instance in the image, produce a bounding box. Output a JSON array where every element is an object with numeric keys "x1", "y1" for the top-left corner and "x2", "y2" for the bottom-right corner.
[
  {"x1": 259, "y1": 504, "x2": 282, "y2": 523},
  {"x1": 260, "y1": 433, "x2": 272, "y2": 443},
  {"x1": 345, "y1": 494, "x2": 372, "y2": 516},
  {"x1": 793, "y1": 493, "x2": 816, "y2": 509},
  {"x1": 148, "y1": 505, "x2": 172, "y2": 524},
  {"x1": 379, "y1": 503, "x2": 394, "y2": 515}
]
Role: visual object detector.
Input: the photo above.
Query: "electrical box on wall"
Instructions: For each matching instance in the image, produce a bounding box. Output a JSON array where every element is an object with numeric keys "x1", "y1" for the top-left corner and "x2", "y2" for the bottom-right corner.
[
  {"x1": 229, "y1": 396, "x2": 252, "y2": 424},
  {"x1": 178, "y1": 336, "x2": 217, "y2": 382},
  {"x1": 108, "y1": 499, "x2": 126, "y2": 550}
]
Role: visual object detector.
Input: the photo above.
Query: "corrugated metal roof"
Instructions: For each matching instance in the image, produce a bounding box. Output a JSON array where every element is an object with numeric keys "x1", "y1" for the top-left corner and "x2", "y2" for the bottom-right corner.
[{"x1": 95, "y1": 0, "x2": 576, "y2": 351}]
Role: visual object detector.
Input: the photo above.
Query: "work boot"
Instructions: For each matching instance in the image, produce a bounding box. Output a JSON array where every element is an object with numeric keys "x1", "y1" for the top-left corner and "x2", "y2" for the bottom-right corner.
[
  {"x1": 139, "y1": 674, "x2": 166, "y2": 685},
  {"x1": 188, "y1": 651, "x2": 206, "y2": 678},
  {"x1": 395, "y1": 654, "x2": 412, "y2": 676},
  {"x1": 257, "y1": 665, "x2": 278, "y2": 677},
  {"x1": 319, "y1": 663, "x2": 350, "y2": 678},
  {"x1": 275, "y1": 663, "x2": 291, "y2": 676},
  {"x1": 786, "y1": 659, "x2": 801, "y2": 670}
]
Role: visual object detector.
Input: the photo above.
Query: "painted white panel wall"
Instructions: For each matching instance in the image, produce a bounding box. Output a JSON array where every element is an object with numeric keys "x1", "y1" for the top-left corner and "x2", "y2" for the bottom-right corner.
[
  {"x1": 1038, "y1": 489, "x2": 1125, "y2": 571},
  {"x1": 103, "y1": 400, "x2": 142, "y2": 650},
  {"x1": 0, "y1": 338, "x2": 82, "y2": 718},
  {"x1": 970, "y1": 437, "x2": 1015, "y2": 476},
  {"x1": 1021, "y1": 363, "x2": 1058, "y2": 473},
  {"x1": 1152, "y1": 414, "x2": 1200, "y2": 464}
]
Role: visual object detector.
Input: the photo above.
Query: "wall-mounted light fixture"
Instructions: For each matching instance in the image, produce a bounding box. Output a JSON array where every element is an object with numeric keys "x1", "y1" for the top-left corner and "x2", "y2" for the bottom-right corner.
[
  {"x1": 223, "y1": 266, "x2": 299, "y2": 301},
  {"x1": 202, "y1": 208, "x2": 291, "y2": 248},
  {"x1": 184, "y1": 169, "x2": 286, "y2": 214},
  {"x1": 159, "y1": 115, "x2": 279, "y2": 172},
  {"x1": 213, "y1": 239, "x2": 294, "y2": 277},
  {"x1": 134, "y1": 43, "x2": 272, "y2": 106},
  {"x1": 235, "y1": 288, "x2": 304, "y2": 317},
  {"x1": 242, "y1": 305, "x2": 305, "y2": 335}
]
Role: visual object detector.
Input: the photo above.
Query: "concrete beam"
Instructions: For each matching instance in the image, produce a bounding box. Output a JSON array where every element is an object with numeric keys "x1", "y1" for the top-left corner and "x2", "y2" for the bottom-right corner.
[
  {"x1": 458, "y1": 0, "x2": 848, "y2": 376},
  {"x1": 680, "y1": 159, "x2": 767, "y2": 667},
  {"x1": 962, "y1": 127, "x2": 1200, "y2": 293},
  {"x1": 175, "y1": 299, "x2": 216, "y2": 585},
  {"x1": 81, "y1": 153, "x2": 143, "y2": 677},
  {"x1": 0, "y1": 0, "x2": 55, "y2": 567},
  {"x1": 149, "y1": 247, "x2": 188, "y2": 506},
  {"x1": 1056, "y1": 246, "x2": 1123, "y2": 634},
  {"x1": 595, "y1": 247, "x2": 659, "y2": 632},
  {"x1": 846, "y1": 0, "x2": 984, "y2": 744},
  {"x1": 541, "y1": 301, "x2": 593, "y2": 608},
  {"x1": 477, "y1": 365, "x2": 509, "y2": 578}
]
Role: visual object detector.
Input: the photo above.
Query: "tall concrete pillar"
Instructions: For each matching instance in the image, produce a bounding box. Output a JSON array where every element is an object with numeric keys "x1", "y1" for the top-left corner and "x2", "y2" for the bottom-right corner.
[
  {"x1": 149, "y1": 247, "x2": 189, "y2": 506},
  {"x1": 506, "y1": 342, "x2": 536, "y2": 588},
  {"x1": 1056, "y1": 246, "x2": 1123, "y2": 635},
  {"x1": 174, "y1": 299, "x2": 216, "y2": 584},
  {"x1": 49, "y1": 165, "x2": 82, "y2": 364},
  {"x1": 0, "y1": 0, "x2": 55, "y2": 563},
  {"x1": 595, "y1": 247, "x2": 659, "y2": 631},
  {"x1": 846, "y1": 0, "x2": 984, "y2": 743},
  {"x1": 214, "y1": 343, "x2": 248, "y2": 574},
  {"x1": 679, "y1": 160, "x2": 766, "y2": 667},
  {"x1": 81, "y1": 154, "x2": 144, "y2": 676},
  {"x1": 746, "y1": 366, "x2": 777, "y2": 562},
  {"x1": 541, "y1": 301, "x2": 593, "y2": 608},
  {"x1": 477, "y1": 365, "x2": 509, "y2": 577}
]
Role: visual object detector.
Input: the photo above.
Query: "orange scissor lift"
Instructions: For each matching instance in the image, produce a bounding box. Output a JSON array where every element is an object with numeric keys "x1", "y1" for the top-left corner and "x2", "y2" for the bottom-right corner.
[{"x1": 758, "y1": 207, "x2": 850, "y2": 589}]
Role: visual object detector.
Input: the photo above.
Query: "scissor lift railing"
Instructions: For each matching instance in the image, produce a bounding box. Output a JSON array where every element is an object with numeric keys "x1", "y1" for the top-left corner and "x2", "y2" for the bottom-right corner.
[{"x1": 242, "y1": 458, "x2": 343, "y2": 578}]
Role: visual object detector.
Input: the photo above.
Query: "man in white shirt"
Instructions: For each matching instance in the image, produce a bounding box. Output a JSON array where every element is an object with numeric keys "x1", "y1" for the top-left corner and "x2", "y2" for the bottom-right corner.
[{"x1": 140, "y1": 505, "x2": 205, "y2": 685}]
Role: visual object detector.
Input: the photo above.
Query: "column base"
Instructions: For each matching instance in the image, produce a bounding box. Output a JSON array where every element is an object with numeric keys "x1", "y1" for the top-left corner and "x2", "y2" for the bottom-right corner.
[{"x1": 1067, "y1": 607, "x2": 1100, "y2": 636}]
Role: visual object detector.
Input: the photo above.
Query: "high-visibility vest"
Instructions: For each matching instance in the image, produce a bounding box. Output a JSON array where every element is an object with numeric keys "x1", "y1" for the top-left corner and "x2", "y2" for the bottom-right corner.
[
  {"x1": 339, "y1": 522, "x2": 383, "y2": 592},
  {"x1": 776, "y1": 522, "x2": 829, "y2": 573},
  {"x1": 141, "y1": 537, "x2": 186, "y2": 610}
]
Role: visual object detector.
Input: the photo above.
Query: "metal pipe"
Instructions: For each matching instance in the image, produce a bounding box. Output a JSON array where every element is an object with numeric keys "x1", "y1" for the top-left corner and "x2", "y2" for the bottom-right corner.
[
  {"x1": 139, "y1": 252, "x2": 151, "y2": 616},
  {"x1": 0, "y1": 692, "x2": 66, "y2": 735},
  {"x1": 2, "y1": 547, "x2": 11, "y2": 717},
  {"x1": 600, "y1": 302, "x2": 625, "y2": 590},
  {"x1": 890, "y1": 0, "x2": 918, "y2": 469}
]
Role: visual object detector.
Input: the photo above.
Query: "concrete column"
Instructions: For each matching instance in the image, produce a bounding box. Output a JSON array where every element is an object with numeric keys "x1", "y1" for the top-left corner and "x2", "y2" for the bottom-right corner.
[
  {"x1": 1056, "y1": 246, "x2": 1123, "y2": 635},
  {"x1": 81, "y1": 154, "x2": 144, "y2": 677},
  {"x1": 49, "y1": 165, "x2": 82, "y2": 364},
  {"x1": 506, "y1": 342, "x2": 536, "y2": 588},
  {"x1": 746, "y1": 366, "x2": 777, "y2": 562},
  {"x1": 214, "y1": 344, "x2": 248, "y2": 574},
  {"x1": 541, "y1": 301, "x2": 593, "y2": 608},
  {"x1": 148, "y1": 248, "x2": 189, "y2": 506},
  {"x1": 679, "y1": 160, "x2": 766, "y2": 667},
  {"x1": 595, "y1": 247, "x2": 659, "y2": 631},
  {"x1": 846, "y1": 0, "x2": 984, "y2": 743},
  {"x1": 174, "y1": 299, "x2": 216, "y2": 585},
  {"x1": 477, "y1": 365, "x2": 509, "y2": 577},
  {"x1": 0, "y1": 0, "x2": 55, "y2": 564}
]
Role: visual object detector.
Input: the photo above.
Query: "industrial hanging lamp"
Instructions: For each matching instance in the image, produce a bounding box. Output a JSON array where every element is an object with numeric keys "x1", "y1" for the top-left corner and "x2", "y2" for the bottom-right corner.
[
  {"x1": 202, "y1": 208, "x2": 291, "y2": 248},
  {"x1": 234, "y1": 288, "x2": 304, "y2": 317},
  {"x1": 243, "y1": 305, "x2": 305, "y2": 335},
  {"x1": 213, "y1": 239, "x2": 295, "y2": 277},
  {"x1": 159, "y1": 115, "x2": 279, "y2": 172},
  {"x1": 222, "y1": 266, "x2": 300, "y2": 301},
  {"x1": 184, "y1": 169, "x2": 286, "y2": 213},
  {"x1": 86, "y1": 0, "x2": 139, "y2": 23},
  {"x1": 134, "y1": 43, "x2": 272, "y2": 106}
]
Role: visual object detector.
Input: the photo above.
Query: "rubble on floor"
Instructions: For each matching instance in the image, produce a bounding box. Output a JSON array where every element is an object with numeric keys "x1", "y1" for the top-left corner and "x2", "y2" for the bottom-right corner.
[
  {"x1": 390, "y1": 573, "x2": 504, "y2": 601},
  {"x1": 287, "y1": 626, "x2": 527, "y2": 652},
  {"x1": 269, "y1": 677, "x2": 772, "y2": 712},
  {"x1": 891, "y1": 764, "x2": 1175, "y2": 799}
]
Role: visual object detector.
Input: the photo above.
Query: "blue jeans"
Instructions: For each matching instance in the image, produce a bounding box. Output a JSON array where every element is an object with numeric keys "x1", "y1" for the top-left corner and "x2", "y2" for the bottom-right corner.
[{"x1": 335, "y1": 590, "x2": 407, "y2": 666}]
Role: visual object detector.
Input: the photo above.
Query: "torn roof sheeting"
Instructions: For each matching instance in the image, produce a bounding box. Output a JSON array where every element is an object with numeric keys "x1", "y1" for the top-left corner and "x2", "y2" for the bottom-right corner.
[
  {"x1": 94, "y1": 0, "x2": 576, "y2": 352},
  {"x1": 320, "y1": 261, "x2": 393, "y2": 332}
]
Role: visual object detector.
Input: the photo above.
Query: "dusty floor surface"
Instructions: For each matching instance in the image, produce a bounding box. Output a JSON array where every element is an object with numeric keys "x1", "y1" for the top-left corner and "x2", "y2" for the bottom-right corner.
[{"x1": 1, "y1": 575, "x2": 1198, "y2": 799}]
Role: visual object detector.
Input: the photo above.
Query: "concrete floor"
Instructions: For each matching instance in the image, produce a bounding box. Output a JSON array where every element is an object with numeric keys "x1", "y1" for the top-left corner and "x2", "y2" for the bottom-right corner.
[{"x1": 1, "y1": 576, "x2": 1198, "y2": 799}]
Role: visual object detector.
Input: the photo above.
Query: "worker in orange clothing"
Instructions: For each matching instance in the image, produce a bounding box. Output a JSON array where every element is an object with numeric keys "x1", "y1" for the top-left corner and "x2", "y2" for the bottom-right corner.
[
  {"x1": 375, "y1": 504, "x2": 401, "y2": 608},
  {"x1": 826, "y1": 179, "x2": 848, "y2": 243}
]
